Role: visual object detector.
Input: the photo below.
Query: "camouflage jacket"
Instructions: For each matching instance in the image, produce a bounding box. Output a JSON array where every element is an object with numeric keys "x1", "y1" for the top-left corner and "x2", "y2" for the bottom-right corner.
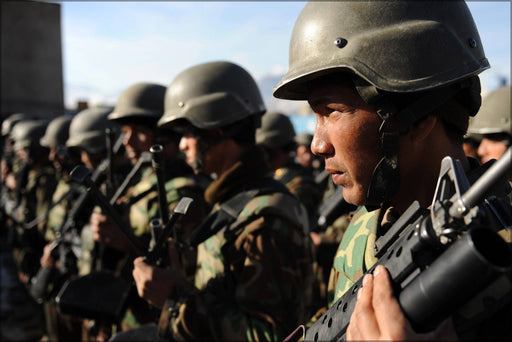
[
  {"x1": 328, "y1": 158, "x2": 512, "y2": 340},
  {"x1": 16, "y1": 165, "x2": 58, "y2": 232},
  {"x1": 45, "y1": 176, "x2": 84, "y2": 242},
  {"x1": 274, "y1": 161, "x2": 323, "y2": 227},
  {"x1": 162, "y1": 146, "x2": 314, "y2": 341}
]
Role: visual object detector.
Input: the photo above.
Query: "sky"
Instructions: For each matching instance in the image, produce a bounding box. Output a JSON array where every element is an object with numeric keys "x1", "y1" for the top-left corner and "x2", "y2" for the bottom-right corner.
[{"x1": 55, "y1": 1, "x2": 511, "y2": 112}]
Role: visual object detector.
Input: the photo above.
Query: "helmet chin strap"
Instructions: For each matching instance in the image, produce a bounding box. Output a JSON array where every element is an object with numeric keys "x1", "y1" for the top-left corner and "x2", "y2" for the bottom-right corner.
[
  {"x1": 352, "y1": 76, "x2": 474, "y2": 211},
  {"x1": 365, "y1": 118, "x2": 401, "y2": 211}
]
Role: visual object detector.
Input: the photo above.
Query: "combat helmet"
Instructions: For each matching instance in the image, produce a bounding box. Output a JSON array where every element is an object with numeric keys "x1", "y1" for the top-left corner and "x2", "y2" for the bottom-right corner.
[
  {"x1": 66, "y1": 107, "x2": 114, "y2": 154},
  {"x1": 108, "y1": 82, "x2": 167, "y2": 126},
  {"x1": 256, "y1": 112, "x2": 296, "y2": 149},
  {"x1": 274, "y1": 1, "x2": 488, "y2": 100},
  {"x1": 294, "y1": 132, "x2": 313, "y2": 147},
  {"x1": 158, "y1": 61, "x2": 266, "y2": 130},
  {"x1": 468, "y1": 85, "x2": 511, "y2": 136},
  {"x1": 40, "y1": 115, "x2": 72, "y2": 148},
  {"x1": 2, "y1": 113, "x2": 33, "y2": 137},
  {"x1": 11, "y1": 120, "x2": 49, "y2": 151},
  {"x1": 273, "y1": 0, "x2": 489, "y2": 208}
]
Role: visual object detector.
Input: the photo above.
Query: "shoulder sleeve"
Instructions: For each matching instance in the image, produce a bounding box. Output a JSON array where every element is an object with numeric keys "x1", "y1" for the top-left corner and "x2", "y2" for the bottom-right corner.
[{"x1": 328, "y1": 207, "x2": 380, "y2": 304}]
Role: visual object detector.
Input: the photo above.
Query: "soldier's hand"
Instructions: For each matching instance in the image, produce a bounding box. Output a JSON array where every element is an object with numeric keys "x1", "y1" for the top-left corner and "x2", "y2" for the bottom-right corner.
[
  {"x1": 132, "y1": 238, "x2": 184, "y2": 308},
  {"x1": 346, "y1": 265, "x2": 458, "y2": 341},
  {"x1": 40, "y1": 243, "x2": 55, "y2": 268},
  {"x1": 90, "y1": 211, "x2": 131, "y2": 252}
]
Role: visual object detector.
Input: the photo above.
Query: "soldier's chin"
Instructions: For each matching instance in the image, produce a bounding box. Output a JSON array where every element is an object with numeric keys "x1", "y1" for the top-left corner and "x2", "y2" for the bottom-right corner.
[{"x1": 343, "y1": 188, "x2": 366, "y2": 207}]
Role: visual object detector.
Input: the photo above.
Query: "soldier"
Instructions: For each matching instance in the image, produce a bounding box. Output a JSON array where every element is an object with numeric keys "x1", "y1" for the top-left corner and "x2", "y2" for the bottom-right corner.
[
  {"x1": 0, "y1": 113, "x2": 45, "y2": 342},
  {"x1": 33, "y1": 115, "x2": 84, "y2": 342},
  {"x1": 90, "y1": 82, "x2": 209, "y2": 333},
  {"x1": 273, "y1": 1, "x2": 511, "y2": 340},
  {"x1": 131, "y1": 61, "x2": 313, "y2": 341},
  {"x1": 295, "y1": 132, "x2": 324, "y2": 179},
  {"x1": 9, "y1": 119, "x2": 57, "y2": 282},
  {"x1": 64, "y1": 106, "x2": 123, "y2": 276},
  {"x1": 1, "y1": 114, "x2": 34, "y2": 237},
  {"x1": 256, "y1": 112, "x2": 322, "y2": 227},
  {"x1": 467, "y1": 85, "x2": 511, "y2": 164}
]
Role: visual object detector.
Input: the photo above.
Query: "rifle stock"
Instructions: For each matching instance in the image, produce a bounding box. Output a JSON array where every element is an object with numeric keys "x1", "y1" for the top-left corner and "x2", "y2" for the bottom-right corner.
[{"x1": 298, "y1": 149, "x2": 512, "y2": 342}]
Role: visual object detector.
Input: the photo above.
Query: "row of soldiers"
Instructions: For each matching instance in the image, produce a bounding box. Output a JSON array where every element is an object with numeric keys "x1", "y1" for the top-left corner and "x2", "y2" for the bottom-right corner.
[
  {"x1": 1, "y1": 4, "x2": 511, "y2": 337},
  {"x1": 1, "y1": 62, "x2": 356, "y2": 342},
  {"x1": 2, "y1": 72, "x2": 510, "y2": 342}
]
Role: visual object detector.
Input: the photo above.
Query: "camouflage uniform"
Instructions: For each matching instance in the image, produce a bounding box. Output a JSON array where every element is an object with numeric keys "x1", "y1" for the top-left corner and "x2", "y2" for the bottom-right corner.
[
  {"x1": 328, "y1": 159, "x2": 512, "y2": 339},
  {"x1": 14, "y1": 165, "x2": 58, "y2": 278},
  {"x1": 117, "y1": 159, "x2": 209, "y2": 331},
  {"x1": 44, "y1": 176, "x2": 84, "y2": 242},
  {"x1": 274, "y1": 161, "x2": 322, "y2": 227},
  {"x1": 160, "y1": 146, "x2": 313, "y2": 341}
]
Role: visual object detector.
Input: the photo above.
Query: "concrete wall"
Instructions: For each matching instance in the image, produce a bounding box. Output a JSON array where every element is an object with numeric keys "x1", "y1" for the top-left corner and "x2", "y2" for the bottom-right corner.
[{"x1": 1, "y1": 0, "x2": 64, "y2": 120}]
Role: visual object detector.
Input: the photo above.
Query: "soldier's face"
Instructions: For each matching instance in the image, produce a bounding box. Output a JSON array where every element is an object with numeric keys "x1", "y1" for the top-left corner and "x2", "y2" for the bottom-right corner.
[
  {"x1": 477, "y1": 135, "x2": 508, "y2": 163},
  {"x1": 122, "y1": 125, "x2": 155, "y2": 164},
  {"x1": 296, "y1": 144, "x2": 314, "y2": 168},
  {"x1": 307, "y1": 78, "x2": 382, "y2": 206}
]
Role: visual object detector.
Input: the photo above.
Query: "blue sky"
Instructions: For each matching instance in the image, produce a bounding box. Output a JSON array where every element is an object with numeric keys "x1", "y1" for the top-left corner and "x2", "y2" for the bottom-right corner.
[{"x1": 56, "y1": 1, "x2": 511, "y2": 111}]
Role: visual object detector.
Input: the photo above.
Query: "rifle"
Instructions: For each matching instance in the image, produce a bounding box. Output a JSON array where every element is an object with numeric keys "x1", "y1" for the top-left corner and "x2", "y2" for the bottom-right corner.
[
  {"x1": 313, "y1": 186, "x2": 357, "y2": 233},
  {"x1": 293, "y1": 148, "x2": 512, "y2": 342},
  {"x1": 56, "y1": 166, "x2": 193, "y2": 322},
  {"x1": 29, "y1": 147, "x2": 145, "y2": 303},
  {"x1": 29, "y1": 159, "x2": 111, "y2": 302}
]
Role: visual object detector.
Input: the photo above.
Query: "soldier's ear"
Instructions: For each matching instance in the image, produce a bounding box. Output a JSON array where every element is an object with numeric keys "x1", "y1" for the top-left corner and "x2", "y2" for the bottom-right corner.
[{"x1": 408, "y1": 115, "x2": 437, "y2": 143}]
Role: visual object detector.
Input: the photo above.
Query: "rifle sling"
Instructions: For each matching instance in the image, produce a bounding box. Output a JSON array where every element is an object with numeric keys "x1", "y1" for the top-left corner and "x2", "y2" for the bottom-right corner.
[{"x1": 187, "y1": 179, "x2": 289, "y2": 247}]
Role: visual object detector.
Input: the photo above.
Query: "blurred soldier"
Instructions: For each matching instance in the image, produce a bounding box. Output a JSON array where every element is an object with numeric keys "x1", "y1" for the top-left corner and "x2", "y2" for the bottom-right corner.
[
  {"x1": 1, "y1": 114, "x2": 45, "y2": 342},
  {"x1": 1, "y1": 114, "x2": 34, "y2": 239},
  {"x1": 131, "y1": 61, "x2": 313, "y2": 341},
  {"x1": 468, "y1": 85, "x2": 511, "y2": 164},
  {"x1": 10, "y1": 119, "x2": 57, "y2": 282},
  {"x1": 1, "y1": 113, "x2": 34, "y2": 186},
  {"x1": 295, "y1": 132, "x2": 324, "y2": 178},
  {"x1": 273, "y1": 1, "x2": 511, "y2": 340},
  {"x1": 35, "y1": 115, "x2": 84, "y2": 342},
  {"x1": 64, "y1": 106, "x2": 123, "y2": 276},
  {"x1": 90, "y1": 82, "x2": 209, "y2": 334},
  {"x1": 256, "y1": 112, "x2": 322, "y2": 227},
  {"x1": 64, "y1": 106, "x2": 132, "y2": 341}
]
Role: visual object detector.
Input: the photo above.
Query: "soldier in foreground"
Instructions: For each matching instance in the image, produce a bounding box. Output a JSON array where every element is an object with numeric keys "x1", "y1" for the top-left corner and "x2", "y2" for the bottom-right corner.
[
  {"x1": 273, "y1": 1, "x2": 511, "y2": 340},
  {"x1": 131, "y1": 61, "x2": 313, "y2": 341}
]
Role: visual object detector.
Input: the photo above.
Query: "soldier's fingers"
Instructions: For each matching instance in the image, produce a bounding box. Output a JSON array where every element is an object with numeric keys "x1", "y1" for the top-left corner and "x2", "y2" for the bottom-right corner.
[
  {"x1": 347, "y1": 273, "x2": 380, "y2": 340},
  {"x1": 372, "y1": 265, "x2": 411, "y2": 339}
]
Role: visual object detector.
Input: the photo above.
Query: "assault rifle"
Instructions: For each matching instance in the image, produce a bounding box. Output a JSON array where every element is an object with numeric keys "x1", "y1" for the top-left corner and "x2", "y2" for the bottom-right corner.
[
  {"x1": 292, "y1": 148, "x2": 512, "y2": 342},
  {"x1": 56, "y1": 164, "x2": 193, "y2": 323},
  {"x1": 313, "y1": 186, "x2": 357, "y2": 232},
  {"x1": 29, "y1": 137, "x2": 134, "y2": 302}
]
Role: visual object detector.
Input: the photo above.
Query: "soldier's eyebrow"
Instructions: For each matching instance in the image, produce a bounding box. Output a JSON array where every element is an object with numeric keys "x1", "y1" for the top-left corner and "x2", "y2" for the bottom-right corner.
[{"x1": 307, "y1": 96, "x2": 331, "y2": 108}]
